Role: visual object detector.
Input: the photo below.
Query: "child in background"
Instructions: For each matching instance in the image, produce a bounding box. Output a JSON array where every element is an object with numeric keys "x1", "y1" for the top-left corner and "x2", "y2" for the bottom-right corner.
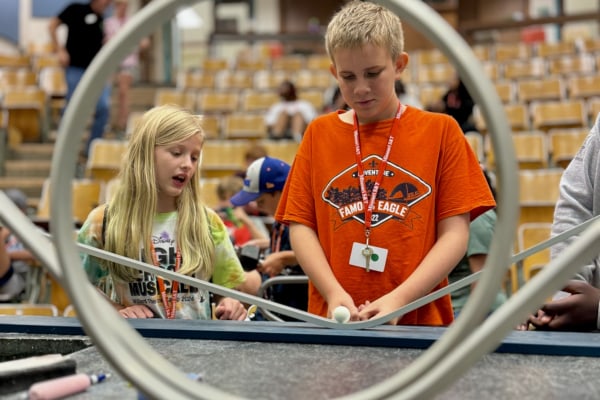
[
  {"x1": 77, "y1": 105, "x2": 248, "y2": 320},
  {"x1": 215, "y1": 175, "x2": 267, "y2": 247},
  {"x1": 275, "y1": 1, "x2": 495, "y2": 325},
  {"x1": 264, "y1": 80, "x2": 317, "y2": 141}
]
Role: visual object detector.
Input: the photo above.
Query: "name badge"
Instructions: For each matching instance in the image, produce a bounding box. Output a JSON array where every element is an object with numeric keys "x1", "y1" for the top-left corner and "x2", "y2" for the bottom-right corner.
[{"x1": 349, "y1": 242, "x2": 388, "y2": 272}]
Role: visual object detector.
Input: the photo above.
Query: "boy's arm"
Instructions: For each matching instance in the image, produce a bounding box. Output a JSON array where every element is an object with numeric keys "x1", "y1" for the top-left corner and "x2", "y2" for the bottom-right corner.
[
  {"x1": 289, "y1": 222, "x2": 357, "y2": 318},
  {"x1": 359, "y1": 213, "x2": 470, "y2": 323}
]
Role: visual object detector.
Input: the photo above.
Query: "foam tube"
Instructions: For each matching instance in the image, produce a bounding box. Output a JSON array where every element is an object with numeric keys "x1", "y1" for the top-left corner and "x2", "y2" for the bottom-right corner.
[{"x1": 28, "y1": 373, "x2": 95, "y2": 400}]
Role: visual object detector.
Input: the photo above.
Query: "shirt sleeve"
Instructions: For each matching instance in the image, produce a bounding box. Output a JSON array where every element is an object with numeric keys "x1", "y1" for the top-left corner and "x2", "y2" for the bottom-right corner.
[
  {"x1": 551, "y1": 116, "x2": 599, "y2": 284},
  {"x1": 206, "y1": 208, "x2": 245, "y2": 289},
  {"x1": 76, "y1": 205, "x2": 109, "y2": 286}
]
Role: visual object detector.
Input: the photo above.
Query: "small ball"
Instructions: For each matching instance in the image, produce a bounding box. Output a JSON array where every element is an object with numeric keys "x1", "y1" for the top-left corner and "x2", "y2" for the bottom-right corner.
[{"x1": 333, "y1": 306, "x2": 350, "y2": 323}]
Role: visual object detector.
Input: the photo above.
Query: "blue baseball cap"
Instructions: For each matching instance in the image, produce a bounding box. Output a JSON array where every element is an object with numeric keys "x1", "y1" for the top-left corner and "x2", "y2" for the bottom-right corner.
[{"x1": 230, "y1": 157, "x2": 290, "y2": 206}]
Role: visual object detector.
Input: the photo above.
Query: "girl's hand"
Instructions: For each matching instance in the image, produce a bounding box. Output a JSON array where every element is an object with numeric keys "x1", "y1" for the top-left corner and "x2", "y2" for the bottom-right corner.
[
  {"x1": 118, "y1": 304, "x2": 154, "y2": 319},
  {"x1": 214, "y1": 297, "x2": 247, "y2": 321}
]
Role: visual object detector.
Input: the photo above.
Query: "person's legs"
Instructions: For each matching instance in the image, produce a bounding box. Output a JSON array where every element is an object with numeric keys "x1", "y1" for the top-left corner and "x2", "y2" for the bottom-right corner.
[
  {"x1": 85, "y1": 83, "x2": 111, "y2": 157},
  {"x1": 290, "y1": 113, "x2": 306, "y2": 142},
  {"x1": 64, "y1": 66, "x2": 85, "y2": 104},
  {"x1": 270, "y1": 112, "x2": 290, "y2": 139},
  {"x1": 116, "y1": 70, "x2": 133, "y2": 132}
]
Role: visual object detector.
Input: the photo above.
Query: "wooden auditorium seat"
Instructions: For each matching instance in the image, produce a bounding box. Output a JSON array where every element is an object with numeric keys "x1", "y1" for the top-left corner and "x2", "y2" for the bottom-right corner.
[
  {"x1": 486, "y1": 131, "x2": 548, "y2": 171},
  {"x1": 1, "y1": 86, "x2": 49, "y2": 142},
  {"x1": 36, "y1": 178, "x2": 104, "y2": 226},
  {"x1": 241, "y1": 90, "x2": 279, "y2": 113},
  {"x1": 177, "y1": 69, "x2": 215, "y2": 91},
  {"x1": 154, "y1": 89, "x2": 196, "y2": 110},
  {"x1": 200, "y1": 140, "x2": 249, "y2": 178},
  {"x1": 271, "y1": 55, "x2": 305, "y2": 71},
  {"x1": 0, "y1": 303, "x2": 58, "y2": 317},
  {"x1": 305, "y1": 54, "x2": 331, "y2": 71},
  {"x1": 518, "y1": 168, "x2": 563, "y2": 225},
  {"x1": 567, "y1": 75, "x2": 600, "y2": 100},
  {"x1": 517, "y1": 78, "x2": 565, "y2": 104},
  {"x1": 223, "y1": 113, "x2": 267, "y2": 139},
  {"x1": 215, "y1": 70, "x2": 254, "y2": 91},
  {"x1": 85, "y1": 138, "x2": 127, "y2": 183},
  {"x1": 494, "y1": 43, "x2": 532, "y2": 63},
  {"x1": 548, "y1": 128, "x2": 589, "y2": 168},
  {"x1": 535, "y1": 41, "x2": 577, "y2": 59},
  {"x1": 197, "y1": 91, "x2": 239, "y2": 114},
  {"x1": 517, "y1": 222, "x2": 552, "y2": 283},
  {"x1": 548, "y1": 54, "x2": 594, "y2": 76},
  {"x1": 531, "y1": 100, "x2": 587, "y2": 131},
  {"x1": 502, "y1": 58, "x2": 546, "y2": 80}
]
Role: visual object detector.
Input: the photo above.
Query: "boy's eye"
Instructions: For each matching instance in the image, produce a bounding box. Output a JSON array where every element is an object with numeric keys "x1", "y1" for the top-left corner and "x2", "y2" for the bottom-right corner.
[{"x1": 366, "y1": 71, "x2": 381, "y2": 78}]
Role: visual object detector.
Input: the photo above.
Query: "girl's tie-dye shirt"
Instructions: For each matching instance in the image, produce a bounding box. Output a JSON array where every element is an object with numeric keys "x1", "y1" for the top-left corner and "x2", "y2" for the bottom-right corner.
[{"x1": 77, "y1": 205, "x2": 245, "y2": 319}]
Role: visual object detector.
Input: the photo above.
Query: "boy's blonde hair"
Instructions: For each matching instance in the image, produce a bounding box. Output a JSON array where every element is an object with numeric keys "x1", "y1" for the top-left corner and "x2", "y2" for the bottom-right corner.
[
  {"x1": 325, "y1": 0, "x2": 404, "y2": 63},
  {"x1": 105, "y1": 104, "x2": 215, "y2": 281}
]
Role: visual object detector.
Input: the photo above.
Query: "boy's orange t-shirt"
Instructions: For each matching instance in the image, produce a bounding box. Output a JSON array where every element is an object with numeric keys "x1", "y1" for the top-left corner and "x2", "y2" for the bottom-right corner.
[{"x1": 275, "y1": 107, "x2": 496, "y2": 326}]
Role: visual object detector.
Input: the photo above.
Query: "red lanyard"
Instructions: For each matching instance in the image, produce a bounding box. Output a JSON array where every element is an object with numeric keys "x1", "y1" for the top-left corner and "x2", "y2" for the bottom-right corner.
[
  {"x1": 271, "y1": 223, "x2": 285, "y2": 253},
  {"x1": 151, "y1": 243, "x2": 181, "y2": 319},
  {"x1": 352, "y1": 103, "x2": 403, "y2": 243}
]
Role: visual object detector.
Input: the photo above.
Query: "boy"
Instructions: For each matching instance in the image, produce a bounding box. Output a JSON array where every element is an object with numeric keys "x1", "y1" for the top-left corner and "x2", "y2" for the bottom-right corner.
[
  {"x1": 275, "y1": 1, "x2": 495, "y2": 325},
  {"x1": 231, "y1": 157, "x2": 307, "y2": 318}
]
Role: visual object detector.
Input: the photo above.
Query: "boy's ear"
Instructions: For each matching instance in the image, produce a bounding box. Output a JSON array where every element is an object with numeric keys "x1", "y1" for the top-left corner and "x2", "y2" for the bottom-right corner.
[
  {"x1": 329, "y1": 63, "x2": 338, "y2": 79},
  {"x1": 395, "y1": 52, "x2": 409, "y2": 77}
]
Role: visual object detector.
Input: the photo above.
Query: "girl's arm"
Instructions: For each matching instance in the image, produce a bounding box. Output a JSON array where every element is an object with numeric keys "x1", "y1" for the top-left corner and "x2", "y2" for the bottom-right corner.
[
  {"x1": 358, "y1": 213, "x2": 470, "y2": 323},
  {"x1": 289, "y1": 222, "x2": 357, "y2": 319}
]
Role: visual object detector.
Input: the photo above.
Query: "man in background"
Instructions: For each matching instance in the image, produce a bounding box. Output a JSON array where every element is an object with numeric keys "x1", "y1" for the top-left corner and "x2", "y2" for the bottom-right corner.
[{"x1": 48, "y1": 0, "x2": 113, "y2": 159}]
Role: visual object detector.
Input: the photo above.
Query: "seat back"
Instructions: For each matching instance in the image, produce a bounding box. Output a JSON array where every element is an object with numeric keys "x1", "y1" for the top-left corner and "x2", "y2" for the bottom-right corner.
[{"x1": 0, "y1": 303, "x2": 58, "y2": 316}]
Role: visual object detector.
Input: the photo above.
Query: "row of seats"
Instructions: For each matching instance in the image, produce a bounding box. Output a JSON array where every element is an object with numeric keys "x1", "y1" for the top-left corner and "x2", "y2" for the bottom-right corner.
[
  {"x1": 467, "y1": 127, "x2": 589, "y2": 170},
  {"x1": 177, "y1": 68, "x2": 336, "y2": 92},
  {"x1": 472, "y1": 98, "x2": 598, "y2": 133},
  {"x1": 86, "y1": 137, "x2": 299, "y2": 182},
  {"x1": 412, "y1": 38, "x2": 600, "y2": 66}
]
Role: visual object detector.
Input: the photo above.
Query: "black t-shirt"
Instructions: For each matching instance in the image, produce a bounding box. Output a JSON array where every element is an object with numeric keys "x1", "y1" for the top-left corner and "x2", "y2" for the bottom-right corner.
[{"x1": 58, "y1": 3, "x2": 104, "y2": 69}]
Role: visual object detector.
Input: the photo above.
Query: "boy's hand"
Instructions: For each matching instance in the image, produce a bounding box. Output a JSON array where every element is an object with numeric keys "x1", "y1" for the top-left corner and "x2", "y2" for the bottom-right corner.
[
  {"x1": 327, "y1": 292, "x2": 358, "y2": 322},
  {"x1": 358, "y1": 294, "x2": 402, "y2": 325}
]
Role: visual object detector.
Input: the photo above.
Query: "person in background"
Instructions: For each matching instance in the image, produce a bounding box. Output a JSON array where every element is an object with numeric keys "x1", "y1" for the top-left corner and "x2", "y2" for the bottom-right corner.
[
  {"x1": 520, "y1": 114, "x2": 600, "y2": 331},
  {"x1": 0, "y1": 189, "x2": 37, "y2": 302},
  {"x1": 264, "y1": 80, "x2": 318, "y2": 142},
  {"x1": 427, "y1": 74, "x2": 476, "y2": 133},
  {"x1": 215, "y1": 175, "x2": 267, "y2": 248},
  {"x1": 231, "y1": 157, "x2": 308, "y2": 319},
  {"x1": 48, "y1": 0, "x2": 113, "y2": 158},
  {"x1": 275, "y1": 1, "x2": 494, "y2": 325},
  {"x1": 395, "y1": 79, "x2": 422, "y2": 109},
  {"x1": 77, "y1": 105, "x2": 249, "y2": 320},
  {"x1": 323, "y1": 85, "x2": 349, "y2": 113},
  {"x1": 448, "y1": 169, "x2": 505, "y2": 316},
  {"x1": 104, "y1": 0, "x2": 150, "y2": 136}
]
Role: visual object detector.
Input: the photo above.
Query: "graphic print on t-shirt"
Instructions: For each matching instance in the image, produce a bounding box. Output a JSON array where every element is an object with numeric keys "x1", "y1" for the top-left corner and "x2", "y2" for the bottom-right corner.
[{"x1": 323, "y1": 154, "x2": 431, "y2": 229}]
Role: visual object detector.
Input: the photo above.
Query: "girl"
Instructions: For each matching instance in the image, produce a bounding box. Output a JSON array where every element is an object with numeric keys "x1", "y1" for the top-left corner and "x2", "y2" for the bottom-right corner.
[{"x1": 78, "y1": 105, "x2": 247, "y2": 320}]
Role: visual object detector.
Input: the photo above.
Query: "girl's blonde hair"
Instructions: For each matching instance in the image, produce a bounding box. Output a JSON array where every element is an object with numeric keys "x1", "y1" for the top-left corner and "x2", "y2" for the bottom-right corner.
[
  {"x1": 104, "y1": 104, "x2": 215, "y2": 281},
  {"x1": 325, "y1": 0, "x2": 404, "y2": 64}
]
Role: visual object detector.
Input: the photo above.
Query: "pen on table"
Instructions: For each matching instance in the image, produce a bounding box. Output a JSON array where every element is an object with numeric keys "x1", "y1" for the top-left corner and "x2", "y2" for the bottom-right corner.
[{"x1": 28, "y1": 372, "x2": 111, "y2": 400}]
